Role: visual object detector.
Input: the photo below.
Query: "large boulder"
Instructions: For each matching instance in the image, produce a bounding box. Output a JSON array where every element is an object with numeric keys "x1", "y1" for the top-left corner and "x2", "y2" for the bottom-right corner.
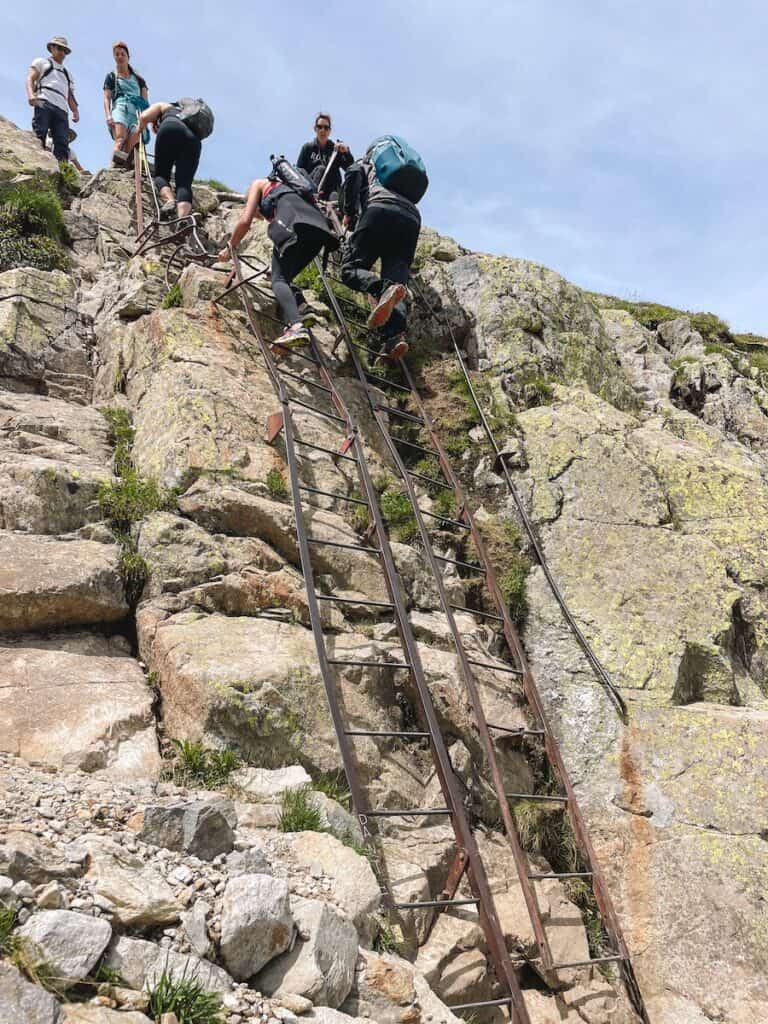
[
  {"x1": 0, "y1": 960, "x2": 61, "y2": 1024},
  {"x1": 0, "y1": 115, "x2": 60, "y2": 181},
  {"x1": 0, "y1": 534, "x2": 127, "y2": 632},
  {"x1": 61, "y1": 1009, "x2": 152, "y2": 1024},
  {"x1": 83, "y1": 836, "x2": 183, "y2": 929},
  {"x1": 256, "y1": 896, "x2": 359, "y2": 1008},
  {"x1": 0, "y1": 831, "x2": 81, "y2": 884},
  {"x1": 140, "y1": 798, "x2": 236, "y2": 860},
  {"x1": 17, "y1": 909, "x2": 112, "y2": 983},
  {"x1": 103, "y1": 935, "x2": 232, "y2": 993},
  {"x1": 0, "y1": 268, "x2": 92, "y2": 403},
  {"x1": 219, "y1": 873, "x2": 293, "y2": 980},
  {"x1": 0, "y1": 633, "x2": 160, "y2": 777},
  {"x1": 341, "y1": 950, "x2": 461, "y2": 1024}
]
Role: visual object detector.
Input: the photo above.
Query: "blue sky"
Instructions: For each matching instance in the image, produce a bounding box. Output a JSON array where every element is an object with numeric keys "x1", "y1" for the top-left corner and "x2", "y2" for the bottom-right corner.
[{"x1": 1, "y1": 1, "x2": 766, "y2": 332}]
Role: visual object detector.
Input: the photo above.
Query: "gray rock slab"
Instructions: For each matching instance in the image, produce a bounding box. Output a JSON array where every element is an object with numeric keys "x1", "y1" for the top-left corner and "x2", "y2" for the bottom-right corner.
[
  {"x1": 18, "y1": 909, "x2": 112, "y2": 982},
  {"x1": 257, "y1": 896, "x2": 358, "y2": 1008},
  {"x1": 0, "y1": 960, "x2": 61, "y2": 1024},
  {"x1": 220, "y1": 873, "x2": 293, "y2": 981},
  {"x1": 103, "y1": 935, "x2": 233, "y2": 993},
  {"x1": 62, "y1": 1009, "x2": 152, "y2": 1024},
  {"x1": 0, "y1": 533, "x2": 127, "y2": 632},
  {"x1": 83, "y1": 836, "x2": 182, "y2": 930},
  {"x1": 140, "y1": 798, "x2": 235, "y2": 860}
]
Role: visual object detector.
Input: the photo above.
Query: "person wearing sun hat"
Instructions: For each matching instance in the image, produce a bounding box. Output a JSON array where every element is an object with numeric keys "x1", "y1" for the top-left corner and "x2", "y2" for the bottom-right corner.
[{"x1": 26, "y1": 35, "x2": 79, "y2": 163}]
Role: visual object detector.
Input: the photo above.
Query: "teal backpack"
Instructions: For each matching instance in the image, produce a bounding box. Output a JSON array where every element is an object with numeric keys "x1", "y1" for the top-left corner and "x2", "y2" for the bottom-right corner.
[{"x1": 366, "y1": 135, "x2": 428, "y2": 203}]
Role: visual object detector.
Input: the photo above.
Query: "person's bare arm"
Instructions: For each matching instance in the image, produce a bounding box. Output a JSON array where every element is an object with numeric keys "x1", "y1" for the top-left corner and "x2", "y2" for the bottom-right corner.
[
  {"x1": 68, "y1": 86, "x2": 79, "y2": 123},
  {"x1": 26, "y1": 66, "x2": 42, "y2": 106},
  {"x1": 138, "y1": 101, "x2": 172, "y2": 132},
  {"x1": 218, "y1": 179, "x2": 268, "y2": 260},
  {"x1": 103, "y1": 88, "x2": 113, "y2": 128}
]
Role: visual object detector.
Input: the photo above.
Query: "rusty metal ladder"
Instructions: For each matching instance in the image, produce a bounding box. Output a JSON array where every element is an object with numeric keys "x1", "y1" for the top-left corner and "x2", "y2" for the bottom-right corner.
[
  {"x1": 218, "y1": 251, "x2": 534, "y2": 1023},
  {"x1": 313, "y1": 261, "x2": 650, "y2": 1023}
]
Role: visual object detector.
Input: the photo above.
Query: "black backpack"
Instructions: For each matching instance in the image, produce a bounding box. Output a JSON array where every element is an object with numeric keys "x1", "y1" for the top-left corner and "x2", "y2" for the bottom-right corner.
[
  {"x1": 174, "y1": 98, "x2": 214, "y2": 140},
  {"x1": 38, "y1": 60, "x2": 71, "y2": 95},
  {"x1": 269, "y1": 155, "x2": 317, "y2": 204}
]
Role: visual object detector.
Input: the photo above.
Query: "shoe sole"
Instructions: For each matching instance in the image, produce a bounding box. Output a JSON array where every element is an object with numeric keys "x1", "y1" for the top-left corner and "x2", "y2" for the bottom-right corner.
[
  {"x1": 271, "y1": 335, "x2": 309, "y2": 352},
  {"x1": 366, "y1": 284, "x2": 406, "y2": 329},
  {"x1": 384, "y1": 339, "x2": 410, "y2": 363}
]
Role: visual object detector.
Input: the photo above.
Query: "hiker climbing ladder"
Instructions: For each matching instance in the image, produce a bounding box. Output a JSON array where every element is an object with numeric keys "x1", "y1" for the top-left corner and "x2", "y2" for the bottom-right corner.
[
  {"x1": 312, "y1": 260, "x2": 650, "y2": 1024},
  {"x1": 216, "y1": 251, "x2": 542, "y2": 1023}
]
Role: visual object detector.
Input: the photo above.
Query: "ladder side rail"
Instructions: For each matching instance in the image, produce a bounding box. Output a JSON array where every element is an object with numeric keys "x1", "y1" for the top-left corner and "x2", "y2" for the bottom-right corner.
[
  {"x1": 397, "y1": 358, "x2": 650, "y2": 1022},
  {"x1": 229, "y1": 253, "x2": 377, "y2": 867},
  {"x1": 411, "y1": 278, "x2": 627, "y2": 720},
  {"x1": 314, "y1": 261, "x2": 534, "y2": 1023}
]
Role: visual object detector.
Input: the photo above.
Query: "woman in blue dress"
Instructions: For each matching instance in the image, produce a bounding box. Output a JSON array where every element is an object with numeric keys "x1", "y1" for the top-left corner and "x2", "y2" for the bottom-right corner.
[{"x1": 102, "y1": 41, "x2": 148, "y2": 166}]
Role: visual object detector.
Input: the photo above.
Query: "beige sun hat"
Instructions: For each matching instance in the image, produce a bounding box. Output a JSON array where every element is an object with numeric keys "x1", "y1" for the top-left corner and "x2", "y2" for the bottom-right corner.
[{"x1": 46, "y1": 36, "x2": 72, "y2": 55}]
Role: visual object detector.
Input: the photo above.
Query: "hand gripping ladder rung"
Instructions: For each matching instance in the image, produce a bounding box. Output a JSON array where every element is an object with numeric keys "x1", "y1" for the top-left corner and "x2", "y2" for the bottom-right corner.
[
  {"x1": 223, "y1": 252, "x2": 533, "y2": 1023},
  {"x1": 315, "y1": 258, "x2": 650, "y2": 1023}
]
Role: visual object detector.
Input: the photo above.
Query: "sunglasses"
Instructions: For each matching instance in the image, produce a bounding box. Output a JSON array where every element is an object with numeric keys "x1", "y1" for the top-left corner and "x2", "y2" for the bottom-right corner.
[{"x1": 315, "y1": 124, "x2": 331, "y2": 131}]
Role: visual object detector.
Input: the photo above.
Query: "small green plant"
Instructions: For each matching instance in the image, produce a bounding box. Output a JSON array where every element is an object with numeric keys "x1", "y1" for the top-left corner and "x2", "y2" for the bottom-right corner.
[
  {"x1": 57, "y1": 162, "x2": 80, "y2": 197},
  {"x1": 265, "y1": 467, "x2": 289, "y2": 501},
  {"x1": 162, "y1": 282, "x2": 184, "y2": 308},
  {"x1": 312, "y1": 770, "x2": 351, "y2": 809},
  {"x1": 119, "y1": 547, "x2": 150, "y2": 605},
  {"x1": 0, "y1": 905, "x2": 17, "y2": 953},
  {"x1": 101, "y1": 407, "x2": 134, "y2": 475},
  {"x1": 373, "y1": 917, "x2": 402, "y2": 954},
  {"x1": 171, "y1": 740, "x2": 240, "y2": 789},
  {"x1": 93, "y1": 964, "x2": 124, "y2": 984},
  {"x1": 0, "y1": 181, "x2": 66, "y2": 240},
  {"x1": 294, "y1": 262, "x2": 321, "y2": 291},
  {"x1": 432, "y1": 489, "x2": 457, "y2": 524},
  {"x1": 380, "y1": 488, "x2": 419, "y2": 543},
  {"x1": 278, "y1": 784, "x2": 323, "y2": 833},
  {"x1": 98, "y1": 474, "x2": 171, "y2": 533},
  {"x1": 147, "y1": 966, "x2": 224, "y2": 1024},
  {"x1": 499, "y1": 556, "x2": 530, "y2": 626},
  {"x1": 0, "y1": 227, "x2": 72, "y2": 273}
]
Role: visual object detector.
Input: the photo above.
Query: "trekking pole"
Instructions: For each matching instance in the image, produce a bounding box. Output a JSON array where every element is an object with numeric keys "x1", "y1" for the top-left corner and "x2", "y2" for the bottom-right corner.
[{"x1": 315, "y1": 147, "x2": 339, "y2": 199}]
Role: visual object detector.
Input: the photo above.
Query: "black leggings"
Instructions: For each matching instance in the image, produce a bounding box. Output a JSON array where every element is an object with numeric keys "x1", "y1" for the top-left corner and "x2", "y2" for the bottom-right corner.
[
  {"x1": 271, "y1": 230, "x2": 329, "y2": 325},
  {"x1": 341, "y1": 202, "x2": 420, "y2": 338},
  {"x1": 153, "y1": 117, "x2": 201, "y2": 206}
]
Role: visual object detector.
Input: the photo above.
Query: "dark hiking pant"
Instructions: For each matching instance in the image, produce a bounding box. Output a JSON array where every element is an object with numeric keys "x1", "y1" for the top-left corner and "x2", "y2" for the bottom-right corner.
[
  {"x1": 341, "y1": 202, "x2": 420, "y2": 339},
  {"x1": 154, "y1": 117, "x2": 201, "y2": 206},
  {"x1": 32, "y1": 101, "x2": 69, "y2": 161},
  {"x1": 271, "y1": 228, "x2": 330, "y2": 325}
]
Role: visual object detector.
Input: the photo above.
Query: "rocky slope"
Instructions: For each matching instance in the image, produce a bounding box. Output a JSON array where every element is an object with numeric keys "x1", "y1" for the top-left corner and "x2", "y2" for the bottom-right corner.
[{"x1": 0, "y1": 113, "x2": 765, "y2": 1024}]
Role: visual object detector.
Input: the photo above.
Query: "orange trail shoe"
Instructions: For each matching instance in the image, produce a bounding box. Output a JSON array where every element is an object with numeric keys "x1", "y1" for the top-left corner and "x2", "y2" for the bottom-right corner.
[{"x1": 366, "y1": 283, "x2": 406, "y2": 329}]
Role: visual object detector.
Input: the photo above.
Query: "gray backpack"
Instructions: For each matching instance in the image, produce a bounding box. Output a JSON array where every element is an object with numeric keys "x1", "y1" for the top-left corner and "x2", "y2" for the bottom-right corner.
[{"x1": 174, "y1": 98, "x2": 214, "y2": 140}]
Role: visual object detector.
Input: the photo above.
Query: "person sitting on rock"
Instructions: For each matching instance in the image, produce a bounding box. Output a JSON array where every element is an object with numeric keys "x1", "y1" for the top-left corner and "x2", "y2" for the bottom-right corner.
[
  {"x1": 26, "y1": 35, "x2": 79, "y2": 165},
  {"x1": 339, "y1": 139, "x2": 425, "y2": 363},
  {"x1": 296, "y1": 112, "x2": 353, "y2": 200},
  {"x1": 129, "y1": 101, "x2": 210, "y2": 223},
  {"x1": 103, "y1": 41, "x2": 149, "y2": 168},
  {"x1": 217, "y1": 169, "x2": 339, "y2": 350}
]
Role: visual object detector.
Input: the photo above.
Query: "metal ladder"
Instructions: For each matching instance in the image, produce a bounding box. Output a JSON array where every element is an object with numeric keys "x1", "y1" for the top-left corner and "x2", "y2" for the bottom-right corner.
[
  {"x1": 218, "y1": 251, "x2": 534, "y2": 1023},
  {"x1": 312, "y1": 261, "x2": 650, "y2": 1023}
]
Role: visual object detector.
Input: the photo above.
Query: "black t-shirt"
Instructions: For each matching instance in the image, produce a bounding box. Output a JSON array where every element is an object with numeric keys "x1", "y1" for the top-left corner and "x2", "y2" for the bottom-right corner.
[{"x1": 296, "y1": 139, "x2": 353, "y2": 196}]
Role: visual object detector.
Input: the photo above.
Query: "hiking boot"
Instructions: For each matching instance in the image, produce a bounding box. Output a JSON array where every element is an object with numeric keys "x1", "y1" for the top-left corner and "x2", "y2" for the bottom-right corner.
[
  {"x1": 112, "y1": 149, "x2": 130, "y2": 168},
  {"x1": 272, "y1": 322, "x2": 310, "y2": 352},
  {"x1": 159, "y1": 200, "x2": 178, "y2": 221},
  {"x1": 378, "y1": 333, "x2": 409, "y2": 364},
  {"x1": 366, "y1": 283, "x2": 406, "y2": 329}
]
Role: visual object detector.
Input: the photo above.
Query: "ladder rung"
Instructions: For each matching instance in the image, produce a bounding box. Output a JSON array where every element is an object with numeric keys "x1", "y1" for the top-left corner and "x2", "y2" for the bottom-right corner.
[
  {"x1": 488, "y1": 723, "x2": 545, "y2": 737},
  {"x1": 507, "y1": 793, "x2": 568, "y2": 803},
  {"x1": 450, "y1": 998, "x2": 514, "y2": 1012},
  {"x1": 451, "y1": 603, "x2": 503, "y2": 622},
  {"x1": 289, "y1": 396, "x2": 346, "y2": 424},
  {"x1": 316, "y1": 595, "x2": 394, "y2": 610},
  {"x1": 395, "y1": 897, "x2": 479, "y2": 910},
  {"x1": 328, "y1": 659, "x2": 411, "y2": 669},
  {"x1": 528, "y1": 871, "x2": 593, "y2": 881},
  {"x1": 551, "y1": 954, "x2": 623, "y2": 969},
  {"x1": 365, "y1": 808, "x2": 452, "y2": 818},
  {"x1": 294, "y1": 439, "x2": 358, "y2": 463},
  {"x1": 307, "y1": 537, "x2": 379, "y2": 554},
  {"x1": 345, "y1": 730, "x2": 430, "y2": 738},
  {"x1": 376, "y1": 403, "x2": 424, "y2": 424},
  {"x1": 407, "y1": 469, "x2": 451, "y2": 490},
  {"x1": 350, "y1": 341, "x2": 380, "y2": 358},
  {"x1": 364, "y1": 370, "x2": 411, "y2": 393},
  {"x1": 279, "y1": 367, "x2": 333, "y2": 393},
  {"x1": 418, "y1": 507, "x2": 470, "y2": 530},
  {"x1": 274, "y1": 346, "x2": 320, "y2": 366},
  {"x1": 466, "y1": 657, "x2": 523, "y2": 676},
  {"x1": 435, "y1": 554, "x2": 484, "y2": 573},
  {"x1": 392, "y1": 437, "x2": 440, "y2": 457},
  {"x1": 299, "y1": 485, "x2": 369, "y2": 506}
]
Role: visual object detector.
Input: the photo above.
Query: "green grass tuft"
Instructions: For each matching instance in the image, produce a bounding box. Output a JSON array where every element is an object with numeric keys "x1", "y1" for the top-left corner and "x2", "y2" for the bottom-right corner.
[
  {"x1": 118, "y1": 547, "x2": 150, "y2": 605},
  {"x1": 278, "y1": 784, "x2": 324, "y2": 832},
  {"x1": 162, "y1": 282, "x2": 184, "y2": 308},
  {"x1": 193, "y1": 178, "x2": 232, "y2": 192},
  {"x1": 147, "y1": 966, "x2": 224, "y2": 1024},
  {"x1": 98, "y1": 474, "x2": 172, "y2": 533},
  {"x1": 265, "y1": 468, "x2": 289, "y2": 501},
  {"x1": 0, "y1": 181, "x2": 66, "y2": 240},
  {"x1": 101, "y1": 407, "x2": 134, "y2": 475},
  {"x1": 57, "y1": 162, "x2": 80, "y2": 197},
  {"x1": 0, "y1": 904, "x2": 17, "y2": 953},
  {"x1": 312, "y1": 770, "x2": 351, "y2": 809},
  {"x1": 171, "y1": 739, "x2": 240, "y2": 790},
  {"x1": 380, "y1": 488, "x2": 419, "y2": 544}
]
